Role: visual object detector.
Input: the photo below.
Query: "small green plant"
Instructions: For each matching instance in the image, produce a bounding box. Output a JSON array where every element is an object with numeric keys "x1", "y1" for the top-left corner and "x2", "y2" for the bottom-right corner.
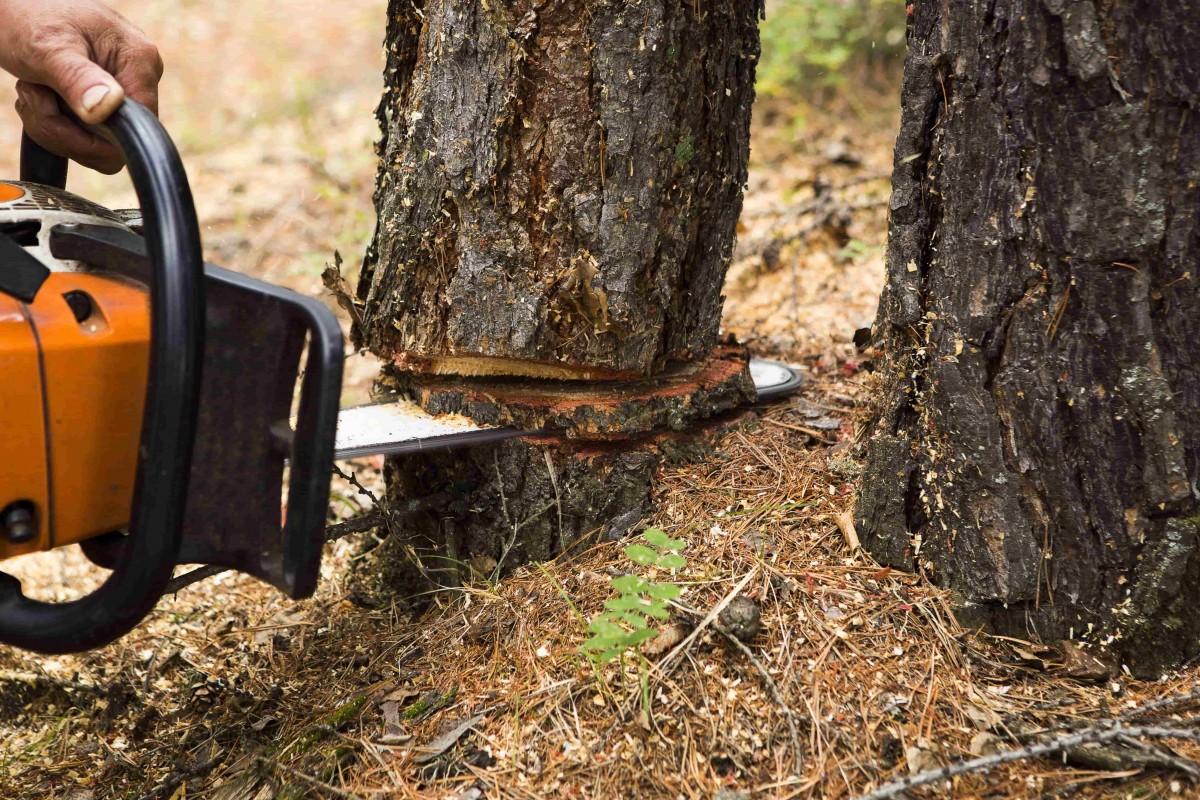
[{"x1": 581, "y1": 529, "x2": 687, "y2": 666}]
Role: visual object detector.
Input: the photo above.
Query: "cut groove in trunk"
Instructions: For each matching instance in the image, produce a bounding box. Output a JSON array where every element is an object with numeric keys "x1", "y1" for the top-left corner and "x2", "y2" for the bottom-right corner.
[{"x1": 385, "y1": 342, "x2": 754, "y2": 439}]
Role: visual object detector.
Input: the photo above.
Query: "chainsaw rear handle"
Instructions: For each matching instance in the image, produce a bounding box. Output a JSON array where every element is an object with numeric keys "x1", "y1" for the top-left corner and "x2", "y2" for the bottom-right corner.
[{"x1": 0, "y1": 100, "x2": 204, "y2": 653}]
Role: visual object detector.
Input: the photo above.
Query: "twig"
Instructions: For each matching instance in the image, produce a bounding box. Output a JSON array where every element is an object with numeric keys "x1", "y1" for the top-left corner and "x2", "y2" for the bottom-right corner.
[
  {"x1": 739, "y1": 172, "x2": 890, "y2": 222},
  {"x1": 544, "y1": 449, "x2": 566, "y2": 553},
  {"x1": 491, "y1": 451, "x2": 518, "y2": 580},
  {"x1": 1118, "y1": 687, "x2": 1200, "y2": 722},
  {"x1": 857, "y1": 724, "x2": 1200, "y2": 800},
  {"x1": 760, "y1": 417, "x2": 837, "y2": 444},
  {"x1": 134, "y1": 750, "x2": 225, "y2": 800},
  {"x1": 333, "y1": 463, "x2": 383, "y2": 508},
  {"x1": 164, "y1": 564, "x2": 229, "y2": 596},
  {"x1": 165, "y1": 511, "x2": 387, "y2": 594},
  {"x1": 495, "y1": 501, "x2": 558, "y2": 581},
  {"x1": 834, "y1": 510, "x2": 860, "y2": 551},
  {"x1": 656, "y1": 569, "x2": 758, "y2": 675},
  {"x1": 1115, "y1": 733, "x2": 1200, "y2": 779},
  {"x1": 715, "y1": 621, "x2": 805, "y2": 774}
]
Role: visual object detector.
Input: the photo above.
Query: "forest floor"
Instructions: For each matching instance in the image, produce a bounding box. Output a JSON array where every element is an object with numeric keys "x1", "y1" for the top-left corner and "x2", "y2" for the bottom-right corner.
[{"x1": 3, "y1": 2, "x2": 1200, "y2": 799}]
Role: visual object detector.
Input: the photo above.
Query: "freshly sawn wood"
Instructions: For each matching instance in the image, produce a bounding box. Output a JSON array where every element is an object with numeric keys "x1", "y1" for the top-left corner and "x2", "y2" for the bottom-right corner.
[{"x1": 389, "y1": 343, "x2": 755, "y2": 439}]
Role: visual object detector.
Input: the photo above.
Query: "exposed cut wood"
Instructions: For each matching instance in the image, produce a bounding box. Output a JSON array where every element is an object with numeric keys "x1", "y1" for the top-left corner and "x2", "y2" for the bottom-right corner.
[
  {"x1": 388, "y1": 353, "x2": 634, "y2": 382},
  {"x1": 388, "y1": 343, "x2": 755, "y2": 440}
]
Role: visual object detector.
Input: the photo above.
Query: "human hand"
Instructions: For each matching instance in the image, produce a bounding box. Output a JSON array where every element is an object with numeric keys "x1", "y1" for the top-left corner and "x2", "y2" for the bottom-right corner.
[{"x1": 0, "y1": 0, "x2": 162, "y2": 173}]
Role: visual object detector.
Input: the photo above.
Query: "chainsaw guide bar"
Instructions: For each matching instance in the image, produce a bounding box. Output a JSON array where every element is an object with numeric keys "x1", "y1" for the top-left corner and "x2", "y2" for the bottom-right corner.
[{"x1": 332, "y1": 358, "x2": 803, "y2": 460}]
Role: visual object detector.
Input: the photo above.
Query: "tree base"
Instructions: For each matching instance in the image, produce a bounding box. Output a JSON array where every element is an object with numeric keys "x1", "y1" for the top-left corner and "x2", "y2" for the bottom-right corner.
[{"x1": 349, "y1": 414, "x2": 749, "y2": 608}]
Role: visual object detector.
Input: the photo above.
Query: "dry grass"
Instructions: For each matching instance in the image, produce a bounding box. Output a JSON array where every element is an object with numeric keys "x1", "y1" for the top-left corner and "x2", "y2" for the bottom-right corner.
[{"x1": 4, "y1": 3, "x2": 1200, "y2": 799}]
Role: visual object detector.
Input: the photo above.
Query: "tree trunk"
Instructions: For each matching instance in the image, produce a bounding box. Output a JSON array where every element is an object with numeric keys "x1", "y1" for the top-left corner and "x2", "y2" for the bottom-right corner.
[
  {"x1": 357, "y1": 0, "x2": 762, "y2": 380},
  {"x1": 858, "y1": 0, "x2": 1200, "y2": 675},
  {"x1": 354, "y1": 0, "x2": 762, "y2": 599}
]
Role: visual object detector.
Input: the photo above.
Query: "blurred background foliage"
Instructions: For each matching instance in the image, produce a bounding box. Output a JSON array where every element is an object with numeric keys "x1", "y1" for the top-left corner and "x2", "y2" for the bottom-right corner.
[{"x1": 757, "y1": 0, "x2": 906, "y2": 117}]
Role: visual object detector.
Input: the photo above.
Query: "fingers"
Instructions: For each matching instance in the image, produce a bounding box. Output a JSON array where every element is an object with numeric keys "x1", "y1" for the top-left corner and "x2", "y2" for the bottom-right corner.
[
  {"x1": 27, "y1": 41, "x2": 126, "y2": 126},
  {"x1": 105, "y1": 40, "x2": 162, "y2": 116},
  {"x1": 15, "y1": 80, "x2": 124, "y2": 174},
  {"x1": 0, "y1": 1, "x2": 165, "y2": 172}
]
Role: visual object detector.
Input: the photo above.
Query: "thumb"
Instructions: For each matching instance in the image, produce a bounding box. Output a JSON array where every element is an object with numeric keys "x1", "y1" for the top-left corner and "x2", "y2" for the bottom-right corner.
[{"x1": 37, "y1": 48, "x2": 126, "y2": 125}]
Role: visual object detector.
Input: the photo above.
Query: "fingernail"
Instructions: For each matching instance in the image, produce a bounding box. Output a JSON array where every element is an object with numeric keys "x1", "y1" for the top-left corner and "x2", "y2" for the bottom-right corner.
[{"x1": 81, "y1": 85, "x2": 112, "y2": 112}]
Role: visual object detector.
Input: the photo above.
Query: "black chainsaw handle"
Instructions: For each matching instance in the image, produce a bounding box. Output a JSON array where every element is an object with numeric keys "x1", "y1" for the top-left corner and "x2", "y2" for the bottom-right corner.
[
  {"x1": 19, "y1": 133, "x2": 69, "y2": 189},
  {"x1": 0, "y1": 99, "x2": 204, "y2": 653}
]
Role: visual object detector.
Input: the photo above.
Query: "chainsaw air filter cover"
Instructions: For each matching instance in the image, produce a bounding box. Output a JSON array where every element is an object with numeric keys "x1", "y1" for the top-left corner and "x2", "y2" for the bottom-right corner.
[{"x1": 0, "y1": 182, "x2": 151, "y2": 562}]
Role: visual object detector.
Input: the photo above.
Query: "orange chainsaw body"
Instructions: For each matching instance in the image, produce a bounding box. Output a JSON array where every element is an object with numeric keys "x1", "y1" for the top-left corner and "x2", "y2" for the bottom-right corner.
[
  {"x1": 0, "y1": 181, "x2": 149, "y2": 561},
  {"x1": 0, "y1": 274, "x2": 149, "y2": 560},
  {"x1": 0, "y1": 105, "x2": 342, "y2": 655}
]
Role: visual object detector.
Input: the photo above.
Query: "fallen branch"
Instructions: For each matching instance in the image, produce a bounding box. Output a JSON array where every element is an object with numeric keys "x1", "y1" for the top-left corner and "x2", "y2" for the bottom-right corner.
[
  {"x1": 857, "y1": 724, "x2": 1200, "y2": 800},
  {"x1": 1114, "y1": 733, "x2": 1200, "y2": 779},
  {"x1": 715, "y1": 620, "x2": 805, "y2": 775}
]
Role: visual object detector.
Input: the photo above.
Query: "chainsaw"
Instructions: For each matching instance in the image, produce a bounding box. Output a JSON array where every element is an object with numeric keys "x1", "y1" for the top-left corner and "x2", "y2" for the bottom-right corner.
[{"x1": 0, "y1": 100, "x2": 802, "y2": 655}]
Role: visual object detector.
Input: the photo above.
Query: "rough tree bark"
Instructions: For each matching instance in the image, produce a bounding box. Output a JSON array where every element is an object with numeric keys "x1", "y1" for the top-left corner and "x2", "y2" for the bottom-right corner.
[
  {"x1": 353, "y1": 0, "x2": 762, "y2": 599},
  {"x1": 358, "y1": 0, "x2": 761, "y2": 380},
  {"x1": 858, "y1": 0, "x2": 1200, "y2": 674}
]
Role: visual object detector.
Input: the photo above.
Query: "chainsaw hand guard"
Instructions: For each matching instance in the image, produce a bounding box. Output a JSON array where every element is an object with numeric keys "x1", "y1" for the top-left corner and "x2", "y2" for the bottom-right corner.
[
  {"x1": 49, "y1": 225, "x2": 344, "y2": 600},
  {"x1": 0, "y1": 101, "x2": 205, "y2": 654}
]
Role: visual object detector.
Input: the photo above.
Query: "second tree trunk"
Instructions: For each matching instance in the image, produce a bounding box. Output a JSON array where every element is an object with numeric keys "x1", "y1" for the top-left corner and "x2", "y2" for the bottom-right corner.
[{"x1": 858, "y1": 0, "x2": 1200, "y2": 675}]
